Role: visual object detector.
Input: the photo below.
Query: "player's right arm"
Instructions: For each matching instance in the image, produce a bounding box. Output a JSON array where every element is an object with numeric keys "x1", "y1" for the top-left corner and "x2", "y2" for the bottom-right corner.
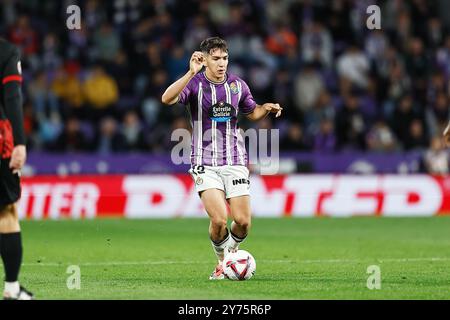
[
  {"x1": 161, "y1": 51, "x2": 204, "y2": 105},
  {"x1": 1, "y1": 44, "x2": 26, "y2": 173}
]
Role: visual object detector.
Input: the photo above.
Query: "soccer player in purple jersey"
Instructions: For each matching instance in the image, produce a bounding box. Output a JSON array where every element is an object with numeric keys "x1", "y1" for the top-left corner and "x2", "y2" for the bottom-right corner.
[{"x1": 162, "y1": 37, "x2": 282, "y2": 279}]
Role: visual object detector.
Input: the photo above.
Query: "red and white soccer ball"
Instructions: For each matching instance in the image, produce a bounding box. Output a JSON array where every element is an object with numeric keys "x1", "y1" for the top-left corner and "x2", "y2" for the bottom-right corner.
[{"x1": 222, "y1": 250, "x2": 256, "y2": 280}]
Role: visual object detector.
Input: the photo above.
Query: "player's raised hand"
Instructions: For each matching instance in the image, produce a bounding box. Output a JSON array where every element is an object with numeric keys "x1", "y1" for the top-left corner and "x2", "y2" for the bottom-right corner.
[
  {"x1": 263, "y1": 103, "x2": 283, "y2": 118},
  {"x1": 189, "y1": 51, "x2": 204, "y2": 75},
  {"x1": 9, "y1": 144, "x2": 27, "y2": 175},
  {"x1": 443, "y1": 121, "x2": 450, "y2": 147}
]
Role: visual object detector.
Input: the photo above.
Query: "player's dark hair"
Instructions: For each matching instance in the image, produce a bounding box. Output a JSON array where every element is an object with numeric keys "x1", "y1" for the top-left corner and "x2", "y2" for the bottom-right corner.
[{"x1": 200, "y1": 37, "x2": 228, "y2": 55}]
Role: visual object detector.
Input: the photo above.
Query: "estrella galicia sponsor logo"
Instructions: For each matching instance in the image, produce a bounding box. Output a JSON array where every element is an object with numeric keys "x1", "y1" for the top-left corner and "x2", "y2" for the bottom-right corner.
[
  {"x1": 232, "y1": 178, "x2": 250, "y2": 186},
  {"x1": 209, "y1": 101, "x2": 236, "y2": 122}
]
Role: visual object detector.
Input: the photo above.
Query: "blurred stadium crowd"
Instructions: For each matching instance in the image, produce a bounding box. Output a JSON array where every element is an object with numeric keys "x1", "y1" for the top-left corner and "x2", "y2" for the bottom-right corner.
[{"x1": 1, "y1": 0, "x2": 450, "y2": 171}]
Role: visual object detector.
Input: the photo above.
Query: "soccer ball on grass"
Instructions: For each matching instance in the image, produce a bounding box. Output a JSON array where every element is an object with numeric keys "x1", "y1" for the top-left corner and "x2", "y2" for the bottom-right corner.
[{"x1": 222, "y1": 249, "x2": 256, "y2": 280}]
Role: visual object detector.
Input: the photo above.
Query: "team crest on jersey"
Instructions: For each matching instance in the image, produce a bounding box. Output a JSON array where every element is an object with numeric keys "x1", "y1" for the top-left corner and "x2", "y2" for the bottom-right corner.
[
  {"x1": 196, "y1": 177, "x2": 203, "y2": 185},
  {"x1": 229, "y1": 81, "x2": 239, "y2": 94},
  {"x1": 208, "y1": 101, "x2": 236, "y2": 122}
]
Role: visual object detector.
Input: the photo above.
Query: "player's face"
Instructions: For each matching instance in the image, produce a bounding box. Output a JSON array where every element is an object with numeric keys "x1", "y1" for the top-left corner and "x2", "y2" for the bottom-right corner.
[{"x1": 204, "y1": 49, "x2": 228, "y2": 81}]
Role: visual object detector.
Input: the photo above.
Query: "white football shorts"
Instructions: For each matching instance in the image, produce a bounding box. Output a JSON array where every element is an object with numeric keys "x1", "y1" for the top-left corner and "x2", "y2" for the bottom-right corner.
[{"x1": 188, "y1": 165, "x2": 250, "y2": 199}]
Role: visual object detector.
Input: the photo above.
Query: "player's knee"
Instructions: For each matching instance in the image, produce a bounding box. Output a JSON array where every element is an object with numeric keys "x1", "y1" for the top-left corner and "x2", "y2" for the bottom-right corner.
[
  {"x1": 0, "y1": 204, "x2": 11, "y2": 216},
  {"x1": 210, "y1": 216, "x2": 227, "y2": 229},
  {"x1": 234, "y1": 216, "x2": 251, "y2": 231},
  {"x1": 0, "y1": 204, "x2": 18, "y2": 221}
]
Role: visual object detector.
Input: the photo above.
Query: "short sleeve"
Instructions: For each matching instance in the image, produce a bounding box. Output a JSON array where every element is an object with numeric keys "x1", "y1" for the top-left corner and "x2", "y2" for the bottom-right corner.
[
  {"x1": 2, "y1": 46, "x2": 22, "y2": 85},
  {"x1": 238, "y1": 80, "x2": 256, "y2": 115},
  {"x1": 2, "y1": 46, "x2": 22, "y2": 100},
  {"x1": 178, "y1": 79, "x2": 193, "y2": 105}
]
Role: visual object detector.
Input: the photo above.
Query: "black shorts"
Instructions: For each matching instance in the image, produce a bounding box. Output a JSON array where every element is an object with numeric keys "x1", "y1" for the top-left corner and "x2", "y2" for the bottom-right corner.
[{"x1": 0, "y1": 158, "x2": 21, "y2": 207}]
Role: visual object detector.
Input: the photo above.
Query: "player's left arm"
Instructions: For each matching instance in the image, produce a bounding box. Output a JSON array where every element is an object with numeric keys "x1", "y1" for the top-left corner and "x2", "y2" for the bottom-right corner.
[
  {"x1": 2, "y1": 45, "x2": 26, "y2": 173},
  {"x1": 245, "y1": 103, "x2": 283, "y2": 121}
]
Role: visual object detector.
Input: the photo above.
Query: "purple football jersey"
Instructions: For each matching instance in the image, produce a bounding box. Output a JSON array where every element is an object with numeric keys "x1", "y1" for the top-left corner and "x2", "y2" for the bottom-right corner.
[{"x1": 178, "y1": 72, "x2": 256, "y2": 167}]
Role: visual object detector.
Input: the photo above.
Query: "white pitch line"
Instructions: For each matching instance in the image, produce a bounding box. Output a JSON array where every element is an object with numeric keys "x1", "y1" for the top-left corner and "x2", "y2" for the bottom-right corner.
[{"x1": 22, "y1": 257, "x2": 450, "y2": 267}]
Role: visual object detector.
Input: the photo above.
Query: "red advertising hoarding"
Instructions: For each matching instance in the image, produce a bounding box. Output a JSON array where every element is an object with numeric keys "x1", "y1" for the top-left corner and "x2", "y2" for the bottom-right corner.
[{"x1": 18, "y1": 175, "x2": 450, "y2": 219}]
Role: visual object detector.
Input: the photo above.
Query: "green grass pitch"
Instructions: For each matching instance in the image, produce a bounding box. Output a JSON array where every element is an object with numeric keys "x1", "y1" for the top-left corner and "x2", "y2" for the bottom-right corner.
[{"x1": 7, "y1": 217, "x2": 450, "y2": 299}]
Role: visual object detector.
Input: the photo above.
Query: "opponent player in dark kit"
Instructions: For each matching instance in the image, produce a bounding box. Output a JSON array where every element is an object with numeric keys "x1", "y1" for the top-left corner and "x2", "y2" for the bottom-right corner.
[{"x1": 0, "y1": 38, "x2": 34, "y2": 299}]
